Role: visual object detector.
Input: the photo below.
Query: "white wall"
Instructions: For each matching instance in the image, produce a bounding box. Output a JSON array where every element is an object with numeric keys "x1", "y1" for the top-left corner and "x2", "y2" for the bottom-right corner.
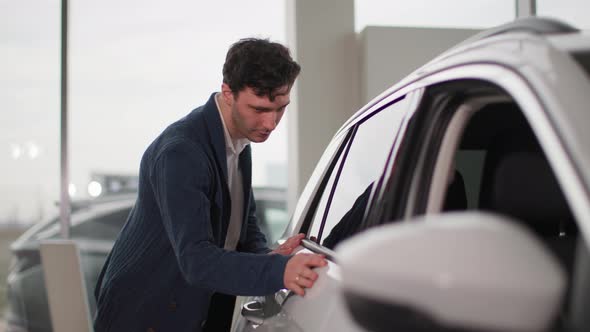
[
  {"x1": 360, "y1": 26, "x2": 480, "y2": 103},
  {"x1": 286, "y1": 0, "x2": 359, "y2": 212}
]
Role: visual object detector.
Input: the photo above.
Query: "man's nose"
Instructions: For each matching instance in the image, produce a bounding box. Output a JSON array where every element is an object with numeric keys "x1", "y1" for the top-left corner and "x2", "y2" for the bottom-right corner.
[{"x1": 262, "y1": 112, "x2": 278, "y2": 131}]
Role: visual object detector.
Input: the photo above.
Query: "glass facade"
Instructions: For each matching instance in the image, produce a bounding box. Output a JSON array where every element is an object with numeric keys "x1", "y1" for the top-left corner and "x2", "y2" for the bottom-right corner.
[{"x1": 1, "y1": 1, "x2": 288, "y2": 329}]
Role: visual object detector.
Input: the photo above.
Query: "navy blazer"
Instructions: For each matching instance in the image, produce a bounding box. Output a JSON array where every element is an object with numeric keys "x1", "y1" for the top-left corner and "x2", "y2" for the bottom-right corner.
[{"x1": 94, "y1": 93, "x2": 290, "y2": 332}]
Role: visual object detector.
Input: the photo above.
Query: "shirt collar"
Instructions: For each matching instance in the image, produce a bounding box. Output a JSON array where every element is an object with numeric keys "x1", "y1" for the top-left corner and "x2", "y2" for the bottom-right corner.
[{"x1": 215, "y1": 93, "x2": 250, "y2": 156}]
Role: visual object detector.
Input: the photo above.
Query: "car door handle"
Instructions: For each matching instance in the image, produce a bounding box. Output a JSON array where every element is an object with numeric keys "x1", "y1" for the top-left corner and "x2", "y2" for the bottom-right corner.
[
  {"x1": 241, "y1": 300, "x2": 265, "y2": 325},
  {"x1": 275, "y1": 288, "x2": 293, "y2": 306},
  {"x1": 241, "y1": 290, "x2": 290, "y2": 325}
]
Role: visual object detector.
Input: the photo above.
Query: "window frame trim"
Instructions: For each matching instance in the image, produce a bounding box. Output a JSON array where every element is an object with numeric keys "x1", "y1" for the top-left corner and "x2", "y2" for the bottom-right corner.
[
  {"x1": 292, "y1": 130, "x2": 352, "y2": 237},
  {"x1": 309, "y1": 94, "x2": 420, "y2": 244},
  {"x1": 294, "y1": 92, "x2": 417, "y2": 247}
]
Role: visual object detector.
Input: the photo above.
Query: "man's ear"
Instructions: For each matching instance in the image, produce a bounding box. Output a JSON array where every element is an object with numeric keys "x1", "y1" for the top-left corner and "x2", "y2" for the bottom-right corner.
[{"x1": 221, "y1": 83, "x2": 234, "y2": 106}]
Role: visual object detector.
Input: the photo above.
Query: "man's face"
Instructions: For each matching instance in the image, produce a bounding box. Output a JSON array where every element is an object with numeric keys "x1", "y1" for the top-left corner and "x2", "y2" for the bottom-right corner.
[{"x1": 224, "y1": 85, "x2": 290, "y2": 143}]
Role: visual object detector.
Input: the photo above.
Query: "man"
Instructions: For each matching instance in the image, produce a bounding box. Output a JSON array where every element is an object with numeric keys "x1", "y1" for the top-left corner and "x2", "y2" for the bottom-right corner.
[{"x1": 94, "y1": 38, "x2": 327, "y2": 332}]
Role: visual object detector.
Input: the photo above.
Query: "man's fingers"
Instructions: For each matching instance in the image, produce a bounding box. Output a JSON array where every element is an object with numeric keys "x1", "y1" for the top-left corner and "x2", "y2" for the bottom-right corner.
[
  {"x1": 285, "y1": 233, "x2": 305, "y2": 247},
  {"x1": 287, "y1": 274, "x2": 313, "y2": 296},
  {"x1": 287, "y1": 281, "x2": 305, "y2": 296},
  {"x1": 279, "y1": 233, "x2": 305, "y2": 253},
  {"x1": 284, "y1": 253, "x2": 327, "y2": 295},
  {"x1": 302, "y1": 254, "x2": 327, "y2": 268},
  {"x1": 278, "y1": 246, "x2": 291, "y2": 253},
  {"x1": 293, "y1": 233, "x2": 305, "y2": 242},
  {"x1": 299, "y1": 268, "x2": 319, "y2": 281},
  {"x1": 297, "y1": 276, "x2": 315, "y2": 289}
]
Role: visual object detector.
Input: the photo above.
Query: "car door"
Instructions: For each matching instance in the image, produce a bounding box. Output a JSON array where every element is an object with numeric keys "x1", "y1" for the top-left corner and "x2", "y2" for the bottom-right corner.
[
  {"x1": 373, "y1": 61, "x2": 590, "y2": 332},
  {"x1": 234, "y1": 90, "x2": 422, "y2": 332}
]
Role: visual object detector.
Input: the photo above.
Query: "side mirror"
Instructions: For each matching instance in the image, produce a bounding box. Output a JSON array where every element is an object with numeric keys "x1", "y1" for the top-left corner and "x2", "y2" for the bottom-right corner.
[{"x1": 336, "y1": 212, "x2": 566, "y2": 332}]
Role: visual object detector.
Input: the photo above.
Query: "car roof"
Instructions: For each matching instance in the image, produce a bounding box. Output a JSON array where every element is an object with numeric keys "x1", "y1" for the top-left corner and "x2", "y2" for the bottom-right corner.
[
  {"x1": 343, "y1": 17, "x2": 587, "y2": 129},
  {"x1": 336, "y1": 17, "x2": 590, "y2": 188},
  {"x1": 11, "y1": 195, "x2": 137, "y2": 250}
]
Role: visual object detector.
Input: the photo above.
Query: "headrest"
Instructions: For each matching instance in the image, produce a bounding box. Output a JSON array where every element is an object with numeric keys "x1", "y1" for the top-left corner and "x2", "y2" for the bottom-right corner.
[{"x1": 483, "y1": 151, "x2": 573, "y2": 236}]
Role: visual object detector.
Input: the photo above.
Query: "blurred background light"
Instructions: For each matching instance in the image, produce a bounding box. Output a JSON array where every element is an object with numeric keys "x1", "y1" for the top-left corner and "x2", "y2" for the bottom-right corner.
[
  {"x1": 109, "y1": 180, "x2": 122, "y2": 193},
  {"x1": 68, "y1": 183, "x2": 77, "y2": 197},
  {"x1": 10, "y1": 144, "x2": 23, "y2": 160},
  {"x1": 26, "y1": 142, "x2": 40, "y2": 160},
  {"x1": 88, "y1": 181, "x2": 102, "y2": 198}
]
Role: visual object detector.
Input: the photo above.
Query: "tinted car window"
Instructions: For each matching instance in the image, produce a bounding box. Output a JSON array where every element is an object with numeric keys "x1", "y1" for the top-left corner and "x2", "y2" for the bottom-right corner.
[
  {"x1": 309, "y1": 97, "x2": 408, "y2": 247},
  {"x1": 308, "y1": 156, "x2": 340, "y2": 240},
  {"x1": 453, "y1": 150, "x2": 486, "y2": 209},
  {"x1": 571, "y1": 51, "x2": 590, "y2": 78}
]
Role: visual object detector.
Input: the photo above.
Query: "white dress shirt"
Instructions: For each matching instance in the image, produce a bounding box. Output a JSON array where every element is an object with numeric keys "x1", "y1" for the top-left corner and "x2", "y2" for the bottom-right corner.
[{"x1": 215, "y1": 94, "x2": 250, "y2": 250}]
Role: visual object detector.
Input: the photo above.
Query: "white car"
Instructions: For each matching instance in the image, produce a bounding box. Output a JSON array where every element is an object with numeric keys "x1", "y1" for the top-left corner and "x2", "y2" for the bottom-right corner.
[{"x1": 235, "y1": 17, "x2": 590, "y2": 332}]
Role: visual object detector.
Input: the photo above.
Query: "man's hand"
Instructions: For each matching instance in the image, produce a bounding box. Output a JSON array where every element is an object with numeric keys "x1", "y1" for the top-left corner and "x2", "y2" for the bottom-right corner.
[
  {"x1": 283, "y1": 253, "x2": 327, "y2": 296},
  {"x1": 270, "y1": 233, "x2": 305, "y2": 255}
]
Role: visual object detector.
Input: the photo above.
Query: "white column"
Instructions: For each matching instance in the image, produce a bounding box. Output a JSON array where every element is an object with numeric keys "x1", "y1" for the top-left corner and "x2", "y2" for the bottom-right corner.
[
  {"x1": 286, "y1": 0, "x2": 358, "y2": 213},
  {"x1": 516, "y1": 0, "x2": 536, "y2": 18}
]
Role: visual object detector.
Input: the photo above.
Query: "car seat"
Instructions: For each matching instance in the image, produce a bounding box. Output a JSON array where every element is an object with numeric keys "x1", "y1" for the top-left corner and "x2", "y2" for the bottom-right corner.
[{"x1": 478, "y1": 128, "x2": 577, "y2": 271}]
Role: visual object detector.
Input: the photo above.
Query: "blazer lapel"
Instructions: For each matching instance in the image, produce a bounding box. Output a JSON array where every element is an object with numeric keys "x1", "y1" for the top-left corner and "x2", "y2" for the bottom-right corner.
[{"x1": 202, "y1": 93, "x2": 229, "y2": 187}]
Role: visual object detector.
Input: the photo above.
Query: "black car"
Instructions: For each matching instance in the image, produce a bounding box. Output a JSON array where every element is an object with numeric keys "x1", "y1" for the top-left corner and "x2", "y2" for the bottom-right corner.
[{"x1": 4, "y1": 187, "x2": 287, "y2": 332}]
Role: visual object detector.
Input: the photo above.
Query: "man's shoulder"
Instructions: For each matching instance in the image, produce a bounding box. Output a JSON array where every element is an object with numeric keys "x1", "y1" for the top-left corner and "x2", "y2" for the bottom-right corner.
[
  {"x1": 164, "y1": 95, "x2": 220, "y2": 140},
  {"x1": 153, "y1": 103, "x2": 211, "y2": 147},
  {"x1": 142, "y1": 120, "x2": 205, "y2": 165},
  {"x1": 142, "y1": 94, "x2": 220, "y2": 162},
  {"x1": 151, "y1": 132, "x2": 209, "y2": 162}
]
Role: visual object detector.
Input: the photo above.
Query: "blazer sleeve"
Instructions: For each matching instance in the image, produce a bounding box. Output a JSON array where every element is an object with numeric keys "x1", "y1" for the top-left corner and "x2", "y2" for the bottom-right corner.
[
  {"x1": 239, "y1": 189, "x2": 272, "y2": 254},
  {"x1": 150, "y1": 140, "x2": 289, "y2": 296}
]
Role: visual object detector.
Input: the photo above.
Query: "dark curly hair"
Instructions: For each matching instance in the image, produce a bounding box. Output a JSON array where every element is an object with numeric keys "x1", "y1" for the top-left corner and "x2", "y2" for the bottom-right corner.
[{"x1": 223, "y1": 38, "x2": 300, "y2": 101}]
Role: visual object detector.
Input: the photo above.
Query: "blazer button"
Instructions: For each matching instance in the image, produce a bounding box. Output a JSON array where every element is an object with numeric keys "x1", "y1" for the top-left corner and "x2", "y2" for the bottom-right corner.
[{"x1": 169, "y1": 301, "x2": 177, "y2": 311}]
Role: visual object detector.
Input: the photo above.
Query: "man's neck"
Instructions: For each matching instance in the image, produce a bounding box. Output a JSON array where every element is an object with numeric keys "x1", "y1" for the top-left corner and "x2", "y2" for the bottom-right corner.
[{"x1": 216, "y1": 92, "x2": 239, "y2": 140}]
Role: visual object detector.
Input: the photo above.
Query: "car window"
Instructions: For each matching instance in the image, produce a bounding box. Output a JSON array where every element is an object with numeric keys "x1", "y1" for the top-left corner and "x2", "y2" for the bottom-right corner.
[
  {"x1": 458, "y1": 102, "x2": 582, "y2": 328},
  {"x1": 453, "y1": 150, "x2": 486, "y2": 209},
  {"x1": 388, "y1": 89, "x2": 584, "y2": 332},
  {"x1": 263, "y1": 206, "x2": 289, "y2": 244},
  {"x1": 416, "y1": 96, "x2": 583, "y2": 325},
  {"x1": 571, "y1": 51, "x2": 590, "y2": 79},
  {"x1": 308, "y1": 97, "x2": 409, "y2": 248}
]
